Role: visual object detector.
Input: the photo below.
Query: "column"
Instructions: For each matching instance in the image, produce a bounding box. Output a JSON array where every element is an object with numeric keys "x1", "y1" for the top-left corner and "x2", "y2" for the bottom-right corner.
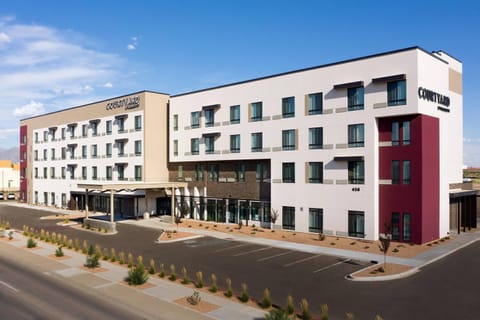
[
  {"x1": 85, "y1": 189, "x2": 89, "y2": 219},
  {"x1": 110, "y1": 190, "x2": 115, "y2": 223},
  {"x1": 171, "y1": 187, "x2": 175, "y2": 223}
]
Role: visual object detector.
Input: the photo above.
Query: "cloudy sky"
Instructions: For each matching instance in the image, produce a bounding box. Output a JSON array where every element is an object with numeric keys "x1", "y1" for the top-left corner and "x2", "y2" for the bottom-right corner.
[{"x1": 1, "y1": 1, "x2": 480, "y2": 166}]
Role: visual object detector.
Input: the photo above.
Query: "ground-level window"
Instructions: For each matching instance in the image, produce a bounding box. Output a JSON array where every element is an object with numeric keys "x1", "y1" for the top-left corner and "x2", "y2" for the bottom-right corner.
[
  {"x1": 348, "y1": 210, "x2": 365, "y2": 238},
  {"x1": 61, "y1": 193, "x2": 67, "y2": 207},
  {"x1": 35, "y1": 191, "x2": 38, "y2": 204},
  {"x1": 392, "y1": 212, "x2": 400, "y2": 240},
  {"x1": 403, "y1": 213, "x2": 411, "y2": 242},
  {"x1": 309, "y1": 208, "x2": 323, "y2": 233},
  {"x1": 51, "y1": 192, "x2": 55, "y2": 206},
  {"x1": 282, "y1": 206, "x2": 295, "y2": 230}
]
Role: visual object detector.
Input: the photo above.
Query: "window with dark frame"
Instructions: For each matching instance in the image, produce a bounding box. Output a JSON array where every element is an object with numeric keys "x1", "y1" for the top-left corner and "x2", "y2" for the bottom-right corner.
[
  {"x1": 388, "y1": 80, "x2": 406, "y2": 106},
  {"x1": 308, "y1": 92, "x2": 323, "y2": 115},
  {"x1": 282, "y1": 206, "x2": 295, "y2": 230},
  {"x1": 309, "y1": 127, "x2": 323, "y2": 149},
  {"x1": 282, "y1": 96, "x2": 295, "y2": 118},
  {"x1": 282, "y1": 162, "x2": 295, "y2": 183},
  {"x1": 348, "y1": 86, "x2": 364, "y2": 111},
  {"x1": 348, "y1": 210, "x2": 365, "y2": 238},
  {"x1": 309, "y1": 208, "x2": 323, "y2": 233}
]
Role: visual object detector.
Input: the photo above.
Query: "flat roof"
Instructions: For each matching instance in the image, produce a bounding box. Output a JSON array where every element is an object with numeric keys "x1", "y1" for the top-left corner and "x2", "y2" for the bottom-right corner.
[{"x1": 77, "y1": 181, "x2": 188, "y2": 191}]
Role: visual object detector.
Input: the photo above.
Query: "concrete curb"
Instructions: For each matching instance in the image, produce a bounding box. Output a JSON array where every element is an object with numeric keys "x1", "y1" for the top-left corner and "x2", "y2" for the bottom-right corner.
[{"x1": 156, "y1": 235, "x2": 204, "y2": 244}]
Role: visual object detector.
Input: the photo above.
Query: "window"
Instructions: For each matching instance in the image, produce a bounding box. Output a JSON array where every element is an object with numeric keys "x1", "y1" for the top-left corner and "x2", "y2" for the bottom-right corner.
[
  {"x1": 403, "y1": 213, "x2": 411, "y2": 241},
  {"x1": 34, "y1": 150, "x2": 38, "y2": 161},
  {"x1": 392, "y1": 122, "x2": 400, "y2": 146},
  {"x1": 106, "y1": 120, "x2": 112, "y2": 135},
  {"x1": 117, "y1": 118, "x2": 125, "y2": 132},
  {"x1": 91, "y1": 122, "x2": 98, "y2": 136},
  {"x1": 403, "y1": 121, "x2": 410, "y2": 145},
  {"x1": 22, "y1": 151, "x2": 26, "y2": 161},
  {"x1": 178, "y1": 165, "x2": 183, "y2": 179},
  {"x1": 256, "y1": 163, "x2": 269, "y2": 182},
  {"x1": 50, "y1": 148, "x2": 55, "y2": 160},
  {"x1": 251, "y1": 132, "x2": 263, "y2": 152},
  {"x1": 117, "y1": 165, "x2": 125, "y2": 180},
  {"x1": 61, "y1": 128, "x2": 66, "y2": 140},
  {"x1": 230, "y1": 105, "x2": 240, "y2": 124},
  {"x1": 69, "y1": 126, "x2": 75, "y2": 138},
  {"x1": 35, "y1": 191, "x2": 38, "y2": 204},
  {"x1": 205, "y1": 135, "x2": 215, "y2": 154},
  {"x1": 106, "y1": 166, "x2": 112, "y2": 181},
  {"x1": 92, "y1": 166, "x2": 97, "y2": 180},
  {"x1": 195, "y1": 164, "x2": 204, "y2": 181},
  {"x1": 348, "y1": 161, "x2": 364, "y2": 184},
  {"x1": 392, "y1": 212, "x2": 400, "y2": 241},
  {"x1": 191, "y1": 111, "x2": 200, "y2": 128},
  {"x1": 403, "y1": 160, "x2": 411, "y2": 184},
  {"x1": 82, "y1": 124, "x2": 88, "y2": 137},
  {"x1": 392, "y1": 160, "x2": 400, "y2": 184},
  {"x1": 191, "y1": 138, "x2": 199, "y2": 155},
  {"x1": 22, "y1": 134, "x2": 27, "y2": 144},
  {"x1": 61, "y1": 167, "x2": 66, "y2": 179},
  {"x1": 51, "y1": 192, "x2": 55, "y2": 205},
  {"x1": 43, "y1": 131, "x2": 48, "y2": 141},
  {"x1": 69, "y1": 166, "x2": 75, "y2": 179},
  {"x1": 61, "y1": 194, "x2": 66, "y2": 207},
  {"x1": 61, "y1": 147, "x2": 66, "y2": 160},
  {"x1": 50, "y1": 167, "x2": 55, "y2": 179},
  {"x1": 173, "y1": 114, "x2": 178, "y2": 131},
  {"x1": 43, "y1": 167, "x2": 47, "y2": 178},
  {"x1": 282, "y1": 206, "x2": 295, "y2": 230},
  {"x1": 235, "y1": 163, "x2": 246, "y2": 182},
  {"x1": 282, "y1": 129, "x2": 295, "y2": 150},
  {"x1": 209, "y1": 164, "x2": 219, "y2": 182},
  {"x1": 230, "y1": 134, "x2": 240, "y2": 153},
  {"x1": 388, "y1": 80, "x2": 406, "y2": 106},
  {"x1": 250, "y1": 102, "x2": 262, "y2": 121},
  {"x1": 348, "y1": 211, "x2": 365, "y2": 238},
  {"x1": 282, "y1": 96, "x2": 295, "y2": 118},
  {"x1": 82, "y1": 145, "x2": 87, "y2": 158},
  {"x1": 135, "y1": 140, "x2": 142, "y2": 156},
  {"x1": 91, "y1": 144, "x2": 98, "y2": 158},
  {"x1": 134, "y1": 115, "x2": 142, "y2": 131},
  {"x1": 82, "y1": 166, "x2": 87, "y2": 180},
  {"x1": 308, "y1": 162, "x2": 323, "y2": 183},
  {"x1": 106, "y1": 143, "x2": 112, "y2": 157},
  {"x1": 307, "y1": 126, "x2": 327, "y2": 151},
  {"x1": 308, "y1": 93, "x2": 323, "y2": 115},
  {"x1": 348, "y1": 124, "x2": 364, "y2": 147},
  {"x1": 34, "y1": 168, "x2": 38, "y2": 178},
  {"x1": 135, "y1": 165, "x2": 142, "y2": 181},
  {"x1": 117, "y1": 141, "x2": 125, "y2": 156},
  {"x1": 69, "y1": 145, "x2": 75, "y2": 159},
  {"x1": 348, "y1": 86, "x2": 364, "y2": 111},
  {"x1": 282, "y1": 162, "x2": 295, "y2": 183},
  {"x1": 173, "y1": 140, "x2": 178, "y2": 156},
  {"x1": 43, "y1": 149, "x2": 47, "y2": 160},
  {"x1": 309, "y1": 208, "x2": 323, "y2": 233},
  {"x1": 49, "y1": 129, "x2": 56, "y2": 141},
  {"x1": 204, "y1": 109, "x2": 214, "y2": 127}
]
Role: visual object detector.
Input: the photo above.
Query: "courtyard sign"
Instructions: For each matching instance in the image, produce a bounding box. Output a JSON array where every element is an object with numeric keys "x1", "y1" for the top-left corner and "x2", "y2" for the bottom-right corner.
[
  {"x1": 418, "y1": 87, "x2": 450, "y2": 107},
  {"x1": 106, "y1": 96, "x2": 140, "y2": 111}
]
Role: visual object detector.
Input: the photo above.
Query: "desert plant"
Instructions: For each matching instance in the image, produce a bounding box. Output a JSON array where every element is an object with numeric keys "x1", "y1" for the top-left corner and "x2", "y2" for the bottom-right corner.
[
  {"x1": 187, "y1": 290, "x2": 201, "y2": 305},
  {"x1": 225, "y1": 278, "x2": 233, "y2": 297},
  {"x1": 261, "y1": 288, "x2": 272, "y2": 308},
  {"x1": 67, "y1": 239, "x2": 73, "y2": 250},
  {"x1": 195, "y1": 270, "x2": 203, "y2": 288},
  {"x1": 63, "y1": 235, "x2": 68, "y2": 247},
  {"x1": 345, "y1": 312, "x2": 355, "y2": 320},
  {"x1": 55, "y1": 246, "x2": 64, "y2": 257},
  {"x1": 110, "y1": 248, "x2": 117, "y2": 262},
  {"x1": 169, "y1": 264, "x2": 177, "y2": 281},
  {"x1": 374, "y1": 316, "x2": 384, "y2": 320},
  {"x1": 51, "y1": 232, "x2": 57, "y2": 243},
  {"x1": 127, "y1": 260, "x2": 149, "y2": 285},
  {"x1": 239, "y1": 283, "x2": 249, "y2": 302},
  {"x1": 378, "y1": 226, "x2": 392, "y2": 270},
  {"x1": 40, "y1": 229, "x2": 45, "y2": 241},
  {"x1": 54, "y1": 233, "x2": 61, "y2": 245},
  {"x1": 95, "y1": 245, "x2": 102, "y2": 258},
  {"x1": 174, "y1": 210, "x2": 183, "y2": 231},
  {"x1": 181, "y1": 266, "x2": 189, "y2": 284},
  {"x1": 8, "y1": 231, "x2": 13, "y2": 240},
  {"x1": 286, "y1": 295, "x2": 295, "y2": 315},
  {"x1": 27, "y1": 237, "x2": 37, "y2": 248},
  {"x1": 119, "y1": 252, "x2": 125, "y2": 265},
  {"x1": 159, "y1": 263, "x2": 165, "y2": 278},
  {"x1": 264, "y1": 308, "x2": 291, "y2": 320},
  {"x1": 85, "y1": 252, "x2": 100, "y2": 269},
  {"x1": 320, "y1": 304, "x2": 329, "y2": 320},
  {"x1": 270, "y1": 208, "x2": 279, "y2": 225},
  {"x1": 237, "y1": 220, "x2": 243, "y2": 230},
  {"x1": 136, "y1": 255, "x2": 143, "y2": 266},
  {"x1": 73, "y1": 238, "x2": 79, "y2": 251},
  {"x1": 102, "y1": 248, "x2": 109, "y2": 260},
  {"x1": 318, "y1": 233, "x2": 326, "y2": 241},
  {"x1": 300, "y1": 299, "x2": 312, "y2": 320},
  {"x1": 127, "y1": 253, "x2": 134, "y2": 268},
  {"x1": 149, "y1": 259, "x2": 156, "y2": 274},
  {"x1": 44, "y1": 231, "x2": 50, "y2": 242},
  {"x1": 209, "y1": 273, "x2": 217, "y2": 293},
  {"x1": 87, "y1": 244, "x2": 95, "y2": 256}
]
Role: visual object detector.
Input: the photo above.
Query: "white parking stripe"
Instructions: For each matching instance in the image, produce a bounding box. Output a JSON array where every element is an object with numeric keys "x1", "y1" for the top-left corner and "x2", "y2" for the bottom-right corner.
[
  {"x1": 283, "y1": 254, "x2": 322, "y2": 267},
  {"x1": 233, "y1": 247, "x2": 272, "y2": 257},
  {"x1": 257, "y1": 251, "x2": 292, "y2": 262},
  {"x1": 313, "y1": 258, "x2": 351, "y2": 273},
  {"x1": 213, "y1": 243, "x2": 250, "y2": 253},
  {"x1": 93, "y1": 282, "x2": 117, "y2": 289},
  {"x1": 0, "y1": 280, "x2": 19, "y2": 292}
]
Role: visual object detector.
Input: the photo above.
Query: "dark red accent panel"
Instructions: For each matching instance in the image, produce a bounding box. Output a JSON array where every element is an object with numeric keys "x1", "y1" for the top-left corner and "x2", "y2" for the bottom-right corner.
[
  {"x1": 20, "y1": 125, "x2": 28, "y2": 202},
  {"x1": 379, "y1": 114, "x2": 439, "y2": 244}
]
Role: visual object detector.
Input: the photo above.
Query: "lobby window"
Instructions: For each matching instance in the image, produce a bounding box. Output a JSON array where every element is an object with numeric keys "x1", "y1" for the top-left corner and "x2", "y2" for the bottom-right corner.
[
  {"x1": 309, "y1": 208, "x2": 323, "y2": 233},
  {"x1": 106, "y1": 166, "x2": 112, "y2": 181},
  {"x1": 387, "y1": 80, "x2": 406, "y2": 106},
  {"x1": 403, "y1": 121, "x2": 410, "y2": 145},
  {"x1": 82, "y1": 166, "x2": 87, "y2": 180},
  {"x1": 135, "y1": 115, "x2": 142, "y2": 131},
  {"x1": 403, "y1": 213, "x2": 411, "y2": 242},
  {"x1": 61, "y1": 167, "x2": 65, "y2": 179},
  {"x1": 392, "y1": 160, "x2": 400, "y2": 184},
  {"x1": 92, "y1": 166, "x2": 97, "y2": 180},
  {"x1": 61, "y1": 147, "x2": 66, "y2": 160},
  {"x1": 403, "y1": 160, "x2": 411, "y2": 184},
  {"x1": 173, "y1": 140, "x2": 178, "y2": 156},
  {"x1": 250, "y1": 102, "x2": 263, "y2": 122},
  {"x1": 195, "y1": 164, "x2": 204, "y2": 181},
  {"x1": 82, "y1": 124, "x2": 88, "y2": 137},
  {"x1": 50, "y1": 167, "x2": 55, "y2": 179},
  {"x1": 117, "y1": 141, "x2": 125, "y2": 156},
  {"x1": 308, "y1": 92, "x2": 323, "y2": 115},
  {"x1": 135, "y1": 165, "x2": 142, "y2": 181},
  {"x1": 256, "y1": 163, "x2": 269, "y2": 182},
  {"x1": 308, "y1": 162, "x2": 323, "y2": 183},
  {"x1": 230, "y1": 134, "x2": 240, "y2": 153},
  {"x1": 91, "y1": 122, "x2": 98, "y2": 136},
  {"x1": 282, "y1": 96, "x2": 295, "y2": 118},
  {"x1": 117, "y1": 165, "x2": 125, "y2": 181},
  {"x1": 230, "y1": 105, "x2": 240, "y2": 124},
  {"x1": 282, "y1": 162, "x2": 295, "y2": 183},
  {"x1": 106, "y1": 143, "x2": 112, "y2": 157},
  {"x1": 34, "y1": 150, "x2": 38, "y2": 161},
  {"x1": 91, "y1": 144, "x2": 98, "y2": 158},
  {"x1": 106, "y1": 120, "x2": 112, "y2": 135},
  {"x1": 235, "y1": 163, "x2": 246, "y2": 182},
  {"x1": 34, "y1": 168, "x2": 38, "y2": 178},
  {"x1": 204, "y1": 108, "x2": 215, "y2": 127},
  {"x1": 135, "y1": 140, "x2": 142, "y2": 156},
  {"x1": 173, "y1": 114, "x2": 178, "y2": 131},
  {"x1": 348, "y1": 210, "x2": 365, "y2": 238},
  {"x1": 191, "y1": 138, "x2": 199, "y2": 155},
  {"x1": 282, "y1": 129, "x2": 296, "y2": 151},
  {"x1": 282, "y1": 206, "x2": 295, "y2": 230},
  {"x1": 61, "y1": 128, "x2": 66, "y2": 140},
  {"x1": 209, "y1": 164, "x2": 219, "y2": 182},
  {"x1": 348, "y1": 124, "x2": 364, "y2": 147},
  {"x1": 348, "y1": 160, "x2": 364, "y2": 184},
  {"x1": 251, "y1": 132, "x2": 263, "y2": 152},
  {"x1": 191, "y1": 111, "x2": 200, "y2": 128},
  {"x1": 82, "y1": 145, "x2": 87, "y2": 158},
  {"x1": 205, "y1": 135, "x2": 215, "y2": 154},
  {"x1": 348, "y1": 86, "x2": 364, "y2": 111},
  {"x1": 392, "y1": 122, "x2": 400, "y2": 146}
]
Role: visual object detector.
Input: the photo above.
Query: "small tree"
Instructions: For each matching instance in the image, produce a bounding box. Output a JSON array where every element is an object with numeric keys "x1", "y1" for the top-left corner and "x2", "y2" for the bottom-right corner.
[
  {"x1": 378, "y1": 224, "x2": 392, "y2": 271},
  {"x1": 239, "y1": 283, "x2": 249, "y2": 303},
  {"x1": 270, "y1": 208, "x2": 279, "y2": 227},
  {"x1": 264, "y1": 308, "x2": 290, "y2": 320},
  {"x1": 149, "y1": 259, "x2": 156, "y2": 274},
  {"x1": 209, "y1": 273, "x2": 217, "y2": 293},
  {"x1": 195, "y1": 270, "x2": 203, "y2": 288},
  {"x1": 224, "y1": 278, "x2": 233, "y2": 297},
  {"x1": 127, "y1": 260, "x2": 149, "y2": 285},
  {"x1": 174, "y1": 210, "x2": 183, "y2": 231},
  {"x1": 55, "y1": 246, "x2": 64, "y2": 257},
  {"x1": 320, "y1": 304, "x2": 329, "y2": 320},
  {"x1": 27, "y1": 237, "x2": 37, "y2": 248},
  {"x1": 286, "y1": 295, "x2": 295, "y2": 315},
  {"x1": 181, "y1": 266, "x2": 189, "y2": 284},
  {"x1": 169, "y1": 264, "x2": 177, "y2": 281},
  {"x1": 260, "y1": 288, "x2": 272, "y2": 308}
]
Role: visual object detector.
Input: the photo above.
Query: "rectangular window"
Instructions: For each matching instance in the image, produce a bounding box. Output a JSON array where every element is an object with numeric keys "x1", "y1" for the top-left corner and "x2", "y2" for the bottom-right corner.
[
  {"x1": 81, "y1": 145, "x2": 87, "y2": 158},
  {"x1": 69, "y1": 125, "x2": 75, "y2": 138},
  {"x1": 191, "y1": 111, "x2": 200, "y2": 128},
  {"x1": 195, "y1": 164, "x2": 204, "y2": 181},
  {"x1": 81, "y1": 166, "x2": 87, "y2": 180},
  {"x1": 173, "y1": 140, "x2": 178, "y2": 156},
  {"x1": 282, "y1": 206, "x2": 295, "y2": 230},
  {"x1": 191, "y1": 138, "x2": 199, "y2": 155},
  {"x1": 135, "y1": 140, "x2": 142, "y2": 156},
  {"x1": 209, "y1": 164, "x2": 219, "y2": 182},
  {"x1": 308, "y1": 162, "x2": 323, "y2": 183},
  {"x1": 61, "y1": 194, "x2": 66, "y2": 207},
  {"x1": 230, "y1": 134, "x2": 240, "y2": 153},
  {"x1": 91, "y1": 122, "x2": 98, "y2": 136},
  {"x1": 392, "y1": 122, "x2": 400, "y2": 146},
  {"x1": 106, "y1": 143, "x2": 112, "y2": 157},
  {"x1": 392, "y1": 160, "x2": 400, "y2": 184},
  {"x1": 230, "y1": 105, "x2": 240, "y2": 124},
  {"x1": 251, "y1": 132, "x2": 263, "y2": 152},
  {"x1": 205, "y1": 136, "x2": 215, "y2": 154},
  {"x1": 282, "y1": 162, "x2": 295, "y2": 183},
  {"x1": 282, "y1": 129, "x2": 295, "y2": 150},
  {"x1": 348, "y1": 86, "x2": 364, "y2": 111},
  {"x1": 61, "y1": 128, "x2": 66, "y2": 140},
  {"x1": 204, "y1": 109, "x2": 214, "y2": 127},
  {"x1": 348, "y1": 161, "x2": 364, "y2": 184},
  {"x1": 106, "y1": 120, "x2": 112, "y2": 135},
  {"x1": 135, "y1": 165, "x2": 142, "y2": 181},
  {"x1": 51, "y1": 148, "x2": 55, "y2": 160},
  {"x1": 403, "y1": 121, "x2": 410, "y2": 145},
  {"x1": 35, "y1": 132, "x2": 39, "y2": 143},
  {"x1": 308, "y1": 93, "x2": 323, "y2": 115},
  {"x1": 50, "y1": 167, "x2": 55, "y2": 179},
  {"x1": 403, "y1": 213, "x2": 411, "y2": 241},
  {"x1": 117, "y1": 165, "x2": 125, "y2": 180},
  {"x1": 235, "y1": 163, "x2": 246, "y2": 182},
  {"x1": 173, "y1": 114, "x2": 178, "y2": 131},
  {"x1": 82, "y1": 124, "x2": 88, "y2": 137},
  {"x1": 43, "y1": 131, "x2": 48, "y2": 141},
  {"x1": 282, "y1": 96, "x2": 295, "y2": 118},
  {"x1": 106, "y1": 166, "x2": 112, "y2": 180},
  {"x1": 117, "y1": 118, "x2": 125, "y2": 132},
  {"x1": 134, "y1": 115, "x2": 142, "y2": 131},
  {"x1": 388, "y1": 80, "x2": 406, "y2": 106},
  {"x1": 178, "y1": 165, "x2": 183, "y2": 178},
  {"x1": 348, "y1": 210, "x2": 365, "y2": 238},
  {"x1": 91, "y1": 144, "x2": 98, "y2": 158},
  {"x1": 392, "y1": 212, "x2": 400, "y2": 241},
  {"x1": 69, "y1": 166, "x2": 75, "y2": 179},
  {"x1": 61, "y1": 147, "x2": 66, "y2": 160},
  {"x1": 250, "y1": 102, "x2": 262, "y2": 121},
  {"x1": 43, "y1": 167, "x2": 47, "y2": 178},
  {"x1": 309, "y1": 208, "x2": 323, "y2": 233},
  {"x1": 92, "y1": 166, "x2": 97, "y2": 180},
  {"x1": 34, "y1": 168, "x2": 38, "y2": 178},
  {"x1": 44, "y1": 192, "x2": 48, "y2": 204},
  {"x1": 51, "y1": 192, "x2": 55, "y2": 205},
  {"x1": 43, "y1": 149, "x2": 47, "y2": 160},
  {"x1": 117, "y1": 141, "x2": 125, "y2": 156},
  {"x1": 348, "y1": 124, "x2": 364, "y2": 147},
  {"x1": 61, "y1": 167, "x2": 66, "y2": 179},
  {"x1": 69, "y1": 145, "x2": 75, "y2": 159},
  {"x1": 34, "y1": 150, "x2": 38, "y2": 161},
  {"x1": 403, "y1": 160, "x2": 411, "y2": 184}
]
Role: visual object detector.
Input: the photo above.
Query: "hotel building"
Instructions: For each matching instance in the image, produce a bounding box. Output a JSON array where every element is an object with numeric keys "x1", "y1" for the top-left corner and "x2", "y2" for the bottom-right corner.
[{"x1": 20, "y1": 47, "x2": 476, "y2": 243}]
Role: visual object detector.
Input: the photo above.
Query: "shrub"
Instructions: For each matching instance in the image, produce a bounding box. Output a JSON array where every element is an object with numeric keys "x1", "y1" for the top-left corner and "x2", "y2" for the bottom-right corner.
[
  {"x1": 82, "y1": 240, "x2": 88, "y2": 254},
  {"x1": 149, "y1": 259, "x2": 156, "y2": 274},
  {"x1": 320, "y1": 304, "x2": 329, "y2": 320},
  {"x1": 264, "y1": 308, "x2": 290, "y2": 320},
  {"x1": 51, "y1": 232, "x2": 57, "y2": 243},
  {"x1": 300, "y1": 299, "x2": 312, "y2": 320},
  {"x1": 45, "y1": 231, "x2": 50, "y2": 242},
  {"x1": 22, "y1": 225, "x2": 28, "y2": 236},
  {"x1": 260, "y1": 288, "x2": 272, "y2": 308},
  {"x1": 40, "y1": 229, "x2": 45, "y2": 241},
  {"x1": 85, "y1": 253, "x2": 100, "y2": 269},
  {"x1": 127, "y1": 261, "x2": 149, "y2": 285},
  {"x1": 286, "y1": 295, "x2": 294, "y2": 315},
  {"x1": 209, "y1": 274, "x2": 217, "y2": 293},
  {"x1": 127, "y1": 253, "x2": 133, "y2": 268},
  {"x1": 8, "y1": 231, "x2": 13, "y2": 240},
  {"x1": 95, "y1": 245, "x2": 102, "y2": 258},
  {"x1": 74, "y1": 239, "x2": 80, "y2": 251},
  {"x1": 159, "y1": 263, "x2": 165, "y2": 278},
  {"x1": 195, "y1": 270, "x2": 203, "y2": 288},
  {"x1": 119, "y1": 252, "x2": 125, "y2": 265},
  {"x1": 169, "y1": 264, "x2": 177, "y2": 281},
  {"x1": 55, "y1": 246, "x2": 64, "y2": 257},
  {"x1": 239, "y1": 283, "x2": 249, "y2": 303},
  {"x1": 181, "y1": 266, "x2": 189, "y2": 284},
  {"x1": 87, "y1": 244, "x2": 95, "y2": 256},
  {"x1": 63, "y1": 235, "x2": 68, "y2": 247},
  {"x1": 224, "y1": 278, "x2": 233, "y2": 297},
  {"x1": 137, "y1": 255, "x2": 143, "y2": 267},
  {"x1": 102, "y1": 248, "x2": 109, "y2": 260},
  {"x1": 187, "y1": 290, "x2": 201, "y2": 305},
  {"x1": 27, "y1": 237, "x2": 37, "y2": 248},
  {"x1": 110, "y1": 248, "x2": 117, "y2": 262},
  {"x1": 56, "y1": 233, "x2": 62, "y2": 245},
  {"x1": 67, "y1": 239, "x2": 73, "y2": 250}
]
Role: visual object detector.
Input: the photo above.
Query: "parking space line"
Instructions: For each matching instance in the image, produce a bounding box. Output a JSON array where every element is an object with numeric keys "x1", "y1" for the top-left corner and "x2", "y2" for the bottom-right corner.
[
  {"x1": 283, "y1": 254, "x2": 322, "y2": 267},
  {"x1": 257, "y1": 250, "x2": 292, "y2": 262},
  {"x1": 233, "y1": 246, "x2": 272, "y2": 257},
  {"x1": 0, "y1": 280, "x2": 19, "y2": 292},
  {"x1": 213, "y1": 243, "x2": 250, "y2": 253},
  {"x1": 313, "y1": 258, "x2": 351, "y2": 273}
]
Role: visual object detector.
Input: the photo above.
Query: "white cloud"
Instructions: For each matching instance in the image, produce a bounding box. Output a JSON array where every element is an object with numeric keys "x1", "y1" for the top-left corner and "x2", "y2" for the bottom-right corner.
[
  {"x1": 127, "y1": 44, "x2": 136, "y2": 50},
  {"x1": 127, "y1": 36, "x2": 139, "y2": 50},
  {"x1": 13, "y1": 100, "x2": 44, "y2": 117},
  {"x1": 0, "y1": 128, "x2": 19, "y2": 140},
  {"x1": 103, "y1": 82, "x2": 113, "y2": 88},
  {"x1": 0, "y1": 32, "x2": 10, "y2": 43}
]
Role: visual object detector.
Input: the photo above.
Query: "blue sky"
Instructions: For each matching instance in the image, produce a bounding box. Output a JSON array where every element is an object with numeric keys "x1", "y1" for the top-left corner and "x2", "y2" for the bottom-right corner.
[{"x1": 1, "y1": 0, "x2": 480, "y2": 165}]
